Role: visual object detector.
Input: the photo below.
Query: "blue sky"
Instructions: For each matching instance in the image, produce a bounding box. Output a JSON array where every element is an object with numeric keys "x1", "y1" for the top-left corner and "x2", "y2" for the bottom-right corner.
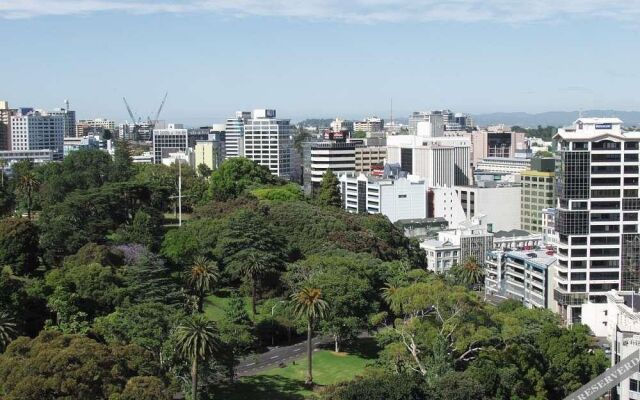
[{"x1": 1, "y1": 0, "x2": 640, "y2": 125}]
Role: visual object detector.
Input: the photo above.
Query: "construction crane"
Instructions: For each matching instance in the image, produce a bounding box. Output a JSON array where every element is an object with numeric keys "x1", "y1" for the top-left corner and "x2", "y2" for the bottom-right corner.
[
  {"x1": 122, "y1": 97, "x2": 141, "y2": 140},
  {"x1": 121, "y1": 92, "x2": 168, "y2": 141},
  {"x1": 150, "y1": 91, "x2": 168, "y2": 128}
]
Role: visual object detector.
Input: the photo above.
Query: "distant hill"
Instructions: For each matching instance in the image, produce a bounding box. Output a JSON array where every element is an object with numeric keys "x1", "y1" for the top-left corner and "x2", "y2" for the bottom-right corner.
[{"x1": 473, "y1": 110, "x2": 640, "y2": 128}]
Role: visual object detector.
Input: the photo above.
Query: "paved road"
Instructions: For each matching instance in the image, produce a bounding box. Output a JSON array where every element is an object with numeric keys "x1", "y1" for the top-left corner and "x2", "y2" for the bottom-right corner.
[{"x1": 236, "y1": 336, "x2": 330, "y2": 376}]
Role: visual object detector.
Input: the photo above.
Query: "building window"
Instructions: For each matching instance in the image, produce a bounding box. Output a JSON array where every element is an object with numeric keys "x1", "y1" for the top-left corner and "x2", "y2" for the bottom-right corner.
[{"x1": 630, "y1": 379, "x2": 639, "y2": 392}]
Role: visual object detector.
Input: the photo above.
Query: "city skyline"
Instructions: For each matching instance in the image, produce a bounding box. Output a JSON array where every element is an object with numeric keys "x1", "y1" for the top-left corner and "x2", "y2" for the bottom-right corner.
[{"x1": 2, "y1": 0, "x2": 640, "y2": 123}]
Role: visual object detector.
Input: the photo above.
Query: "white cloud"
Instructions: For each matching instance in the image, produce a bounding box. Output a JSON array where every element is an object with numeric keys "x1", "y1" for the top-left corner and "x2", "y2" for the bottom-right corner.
[{"x1": 2, "y1": 0, "x2": 640, "y2": 22}]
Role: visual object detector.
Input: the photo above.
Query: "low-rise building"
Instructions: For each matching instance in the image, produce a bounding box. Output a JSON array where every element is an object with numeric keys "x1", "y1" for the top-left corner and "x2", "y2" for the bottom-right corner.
[
  {"x1": 421, "y1": 216, "x2": 494, "y2": 274},
  {"x1": 339, "y1": 172, "x2": 427, "y2": 223},
  {"x1": 485, "y1": 249, "x2": 556, "y2": 309},
  {"x1": 0, "y1": 149, "x2": 53, "y2": 164}
]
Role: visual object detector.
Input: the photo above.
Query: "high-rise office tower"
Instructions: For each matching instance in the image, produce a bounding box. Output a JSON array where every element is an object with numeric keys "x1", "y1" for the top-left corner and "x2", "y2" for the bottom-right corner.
[
  {"x1": 225, "y1": 111, "x2": 251, "y2": 159},
  {"x1": 243, "y1": 109, "x2": 293, "y2": 178},
  {"x1": 10, "y1": 109, "x2": 65, "y2": 160},
  {"x1": 553, "y1": 118, "x2": 640, "y2": 324}
]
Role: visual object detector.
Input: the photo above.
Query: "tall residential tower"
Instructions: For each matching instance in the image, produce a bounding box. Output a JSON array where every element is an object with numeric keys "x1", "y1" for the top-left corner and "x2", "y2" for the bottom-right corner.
[{"x1": 553, "y1": 118, "x2": 640, "y2": 324}]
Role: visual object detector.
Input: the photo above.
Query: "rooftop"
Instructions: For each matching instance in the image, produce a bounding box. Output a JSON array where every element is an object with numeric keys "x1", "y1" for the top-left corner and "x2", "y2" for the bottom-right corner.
[
  {"x1": 504, "y1": 249, "x2": 556, "y2": 268},
  {"x1": 493, "y1": 229, "x2": 534, "y2": 238}
]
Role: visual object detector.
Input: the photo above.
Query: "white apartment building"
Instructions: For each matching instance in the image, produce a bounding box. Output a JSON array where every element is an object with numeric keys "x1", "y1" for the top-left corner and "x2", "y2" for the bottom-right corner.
[
  {"x1": 152, "y1": 124, "x2": 188, "y2": 164},
  {"x1": 485, "y1": 249, "x2": 556, "y2": 309},
  {"x1": 10, "y1": 110, "x2": 65, "y2": 161},
  {"x1": 225, "y1": 111, "x2": 251, "y2": 158},
  {"x1": 387, "y1": 135, "x2": 471, "y2": 187},
  {"x1": 553, "y1": 118, "x2": 640, "y2": 325},
  {"x1": 243, "y1": 109, "x2": 294, "y2": 178},
  {"x1": 582, "y1": 290, "x2": 640, "y2": 400},
  {"x1": 339, "y1": 173, "x2": 427, "y2": 223},
  {"x1": 421, "y1": 216, "x2": 493, "y2": 273},
  {"x1": 353, "y1": 117, "x2": 384, "y2": 133}
]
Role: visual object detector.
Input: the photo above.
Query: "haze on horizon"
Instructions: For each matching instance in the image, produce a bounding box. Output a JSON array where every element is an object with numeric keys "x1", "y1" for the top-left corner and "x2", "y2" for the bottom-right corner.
[{"x1": 1, "y1": 0, "x2": 639, "y2": 125}]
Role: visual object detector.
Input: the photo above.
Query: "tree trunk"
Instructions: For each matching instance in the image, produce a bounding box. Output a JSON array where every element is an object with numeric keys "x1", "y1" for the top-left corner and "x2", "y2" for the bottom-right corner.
[
  {"x1": 251, "y1": 279, "x2": 257, "y2": 316},
  {"x1": 197, "y1": 295, "x2": 204, "y2": 313},
  {"x1": 334, "y1": 334, "x2": 339, "y2": 353},
  {"x1": 306, "y1": 318, "x2": 313, "y2": 386},
  {"x1": 27, "y1": 191, "x2": 31, "y2": 220},
  {"x1": 192, "y1": 357, "x2": 198, "y2": 400}
]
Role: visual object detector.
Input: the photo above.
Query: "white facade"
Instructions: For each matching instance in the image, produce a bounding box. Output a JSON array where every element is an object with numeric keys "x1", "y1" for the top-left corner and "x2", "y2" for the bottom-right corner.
[
  {"x1": 225, "y1": 111, "x2": 251, "y2": 158},
  {"x1": 310, "y1": 142, "x2": 355, "y2": 184},
  {"x1": 553, "y1": 118, "x2": 640, "y2": 325},
  {"x1": 454, "y1": 184, "x2": 522, "y2": 232},
  {"x1": 408, "y1": 111, "x2": 445, "y2": 136},
  {"x1": 152, "y1": 126, "x2": 188, "y2": 164},
  {"x1": 10, "y1": 110, "x2": 64, "y2": 160},
  {"x1": 0, "y1": 149, "x2": 53, "y2": 164},
  {"x1": 475, "y1": 157, "x2": 531, "y2": 174},
  {"x1": 485, "y1": 249, "x2": 556, "y2": 309},
  {"x1": 387, "y1": 134, "x2": 471, "y2": 187},
  {"x1": 421, "y1": 216, "x2": 493, "y2": 273},
  {"x1": 431, "y1": 186, "x2": 468, "y2": 228},
  {"x1": 339, "y1": 173, "x2": 427, "y2": 222},
  {"x1": 582, "y1": 291, "x2": 640, "y2": 400},
  {"x1": 421, "y1": 239, "x2": 460, "y2": 274},
  {"x1": 243, "y1": 109, "x2": 293, "y2": 178}
]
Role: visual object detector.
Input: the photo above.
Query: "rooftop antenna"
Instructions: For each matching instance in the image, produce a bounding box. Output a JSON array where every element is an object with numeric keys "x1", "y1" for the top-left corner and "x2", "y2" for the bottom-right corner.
[
  {"x1": 390, "y1": 97, "x2": 393, "y2": 125},
  {"x1": 64, "y1": 99, "x2": 69, "y2": 111}
]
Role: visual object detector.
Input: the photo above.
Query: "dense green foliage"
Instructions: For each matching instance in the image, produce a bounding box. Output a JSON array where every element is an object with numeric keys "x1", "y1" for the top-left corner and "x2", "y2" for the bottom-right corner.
[
  {"x1": 0, "y1": 151, "x2": 607, "y2": 400},
  {"x1": 0, "y1": 331, "x2": 166, "y2": 399}
]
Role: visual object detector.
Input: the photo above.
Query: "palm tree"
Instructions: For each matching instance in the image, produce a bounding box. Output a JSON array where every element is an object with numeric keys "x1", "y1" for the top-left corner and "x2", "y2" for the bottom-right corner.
[
  {"x1": 186, "y1": 256, "x2": 220, "y2": 313},
  {"x1": 175, "y1": 315, "x2": 219, "y2": 400},
  {"x1": 457, "y1": 257, "x2": 485, "y2": 289},
  {"x1": 18, "y1": 172, "x2": 39, "y2": 220},
  {"x1": 381, "y1": 281, "x2": 402, "y2": 315},
  {"x1": 291, "y1": 287, "x2": 328, "y2": 386},
  {"x1": 241, "y1": 251, "x2": 268, "y2": 316},
  {"x1": 0, "y1": 311, "x2": 17, "y2": 352}
]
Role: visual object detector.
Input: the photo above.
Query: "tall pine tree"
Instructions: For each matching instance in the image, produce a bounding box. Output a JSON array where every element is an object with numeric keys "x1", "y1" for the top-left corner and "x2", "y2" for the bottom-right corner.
[{"x1": 317, "y1": 169, "x2": 341, "y2": 207}]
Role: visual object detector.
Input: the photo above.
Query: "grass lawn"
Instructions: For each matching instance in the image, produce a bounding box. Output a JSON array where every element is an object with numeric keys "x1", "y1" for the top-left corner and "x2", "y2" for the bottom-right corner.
[
  {"x1": 203, "y1": 293, "x2": 253, "y2": 322},
  {"x1": 217, "y1": 338, "x2": 378, "y2": 400}
]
